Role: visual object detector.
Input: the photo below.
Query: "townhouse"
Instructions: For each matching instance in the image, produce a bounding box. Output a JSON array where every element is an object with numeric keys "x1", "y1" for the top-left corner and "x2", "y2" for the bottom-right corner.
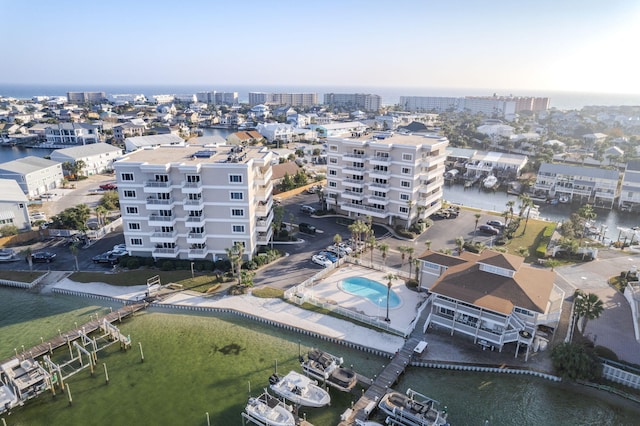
[
  {"x1": 0, "y1": 156, "x2": 63, "y2": 198},
  {"x1": 419, "y1": 250, "x2": 563, "y2": 359},
  {"x1": 324, "y1": 131, "x2": 448, "y2": 227},
  {"x1": 0, "y1": 179, "x2": 30, "y2": 231},
  {"x1": 619, "y1": 160, "x2": 640, "y2": 212},
  {"x1": 114, "y1": 144, "x2": 274, "y2": 261},
  {"x1": 50, "y1": 143, "x2": 123, "y2": 175}
]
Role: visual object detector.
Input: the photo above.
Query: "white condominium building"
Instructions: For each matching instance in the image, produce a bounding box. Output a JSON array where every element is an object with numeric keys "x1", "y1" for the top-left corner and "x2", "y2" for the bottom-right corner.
[
  {"x1": 114, "y1": 144, "x2": 274, "y2": 261},
  {"x1": 325, "y1": 132, "x2": 449, "y2": 227}
]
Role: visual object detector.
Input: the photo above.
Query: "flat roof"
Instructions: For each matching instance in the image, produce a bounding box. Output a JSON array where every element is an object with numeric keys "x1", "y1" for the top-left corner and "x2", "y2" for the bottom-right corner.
[
  {"x1": 0, "y1": 178, "x2": 28, "y2": 201},
  {"x1": 117, "y1": 144, "x2": 271, "y2": 165},
  {"x1": 330, "y1": 132, "x2": 448, "y2": 148}
]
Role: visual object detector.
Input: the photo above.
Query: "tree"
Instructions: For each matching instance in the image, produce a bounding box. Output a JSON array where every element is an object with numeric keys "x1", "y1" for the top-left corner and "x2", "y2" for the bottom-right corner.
[
  {"x1": 315, "y1": 188, "x2": 326, "y2": 211},
  {"x1": 70, "y1": 243, "x2": 80, "y2": 271},
  {"x1": 574, "y1": 290, "x2": 604, "y2": 334},
  {"x1": 94, "y1": 205, "x2": 107, "y2": 227},
  {"x1": 383, "y1": 273, "x2": 396, "y2": 322},
  {"x1": 0, "y1": 225, "x2": 18, "y2": 237},
  {"x1": 367, "y1": 235, "x2": 377, "y2": 263},
  {"x1": 377, "y1": 243, "x2": 389, "y2": 266},
  {"x1": 99, "y1": 191, "x2": 120, "y2": 211},
  {"x1": 333, "y1": 234, "x2": 343, "y2": 246},
  {"x1": 406, "y1": 246, "x2": 415, "y2": 277},
  {"x1": 551, "y1": 342, "x2": 601, "y2": 381},
  {"x1": 280, "y1": 173, "x2": 294, "y2": 191},
  {"x1": 424, "y1": 240, "x2": 432, "y2": 251},
  {"x1": 455, "y1": 237, "x2": 465, "y2": 255},
  {"x1": 225, "y1": 243, "x2": 244, "y2": 286},
  {"x1": 405, "y1": 200, "x2": 415, "y2": 230},
  {"x1": 398, "y1": 245, "x2": 410, "y2": 269},
  {"x1": 473, "y1": 213, "x2": 481, "y2": 237},
  {"x1": 515, "y1": 246, "x2": 529, "y2": 258},
  {"x1": 21, "y1": 247, "x2": 33, "y2": 271}
]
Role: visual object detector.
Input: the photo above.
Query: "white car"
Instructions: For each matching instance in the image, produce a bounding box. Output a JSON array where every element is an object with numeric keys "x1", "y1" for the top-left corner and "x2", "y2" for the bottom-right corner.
[
  {"x1": 30, "y1": 212, "x2": 47, "y2": 221},
  {"x1": 326, "y1": 245, "x2": 348, "y2": 257},
  {"x1": 311, "y1": 254, "x2": 333, "y2": 268},
  {"x1": 335, "y1": 243, "x2": 353, "y2": 254},
  {"x1": 113, "y1": 244, "x2": 127, "y2": 252}
]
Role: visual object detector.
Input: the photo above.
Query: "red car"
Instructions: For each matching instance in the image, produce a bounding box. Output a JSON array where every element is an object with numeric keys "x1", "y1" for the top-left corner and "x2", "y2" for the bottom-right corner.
[{"x1": 100, "y1": 183, "x2": 117, "y2": 190}]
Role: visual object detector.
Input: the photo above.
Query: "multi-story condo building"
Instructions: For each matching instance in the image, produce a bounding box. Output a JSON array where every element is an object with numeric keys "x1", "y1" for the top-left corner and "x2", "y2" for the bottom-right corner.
[
  {"x1": 533, "y1": 163, "x2": 620, "y2": 209},
  {"x1": 113, "y1": 122, "x2": 146, "y2": 142},
  {"x1": 248, "y1": 92, "x2": 318, "y2": 107},
  {"x1": 323, "y1": 93, "x2": 382, "y2": 112},
  {"x1": 0, "y1": 179, "x2": 30, "y2": 231},
  {"x1": 419, "y1": 250, "x2": 563, "y2": 359},
  {"x1": 399, "y1": 95, "x2": 549, "y2": 117},
  {"x1": 399, "y1": 96, "x2": 461, "y2": 113},
  {"x1": 0, "y1": 156, "x2": 63, "y2": 198},
  {"x1": 152, "y1": 94, "x2": 176, "y2": 104},
  {"x1": 66, "y1": 91, "x2": 106, "y2": 104},
  {"x1": 50, "y1": 143, "x2": 123, "y2": 176},
  {"x1": 324, "y1": 132, "x2": 448, "y2": 227},
  {"x1": 196, "y1": 91, "x2": 239, "y2": 105},
  {"x1": 619, "y1": 160, "x2": 640, "y2": 213},
  {"x1": 44, "y1": 123, "x2": 101, "y2": 146},
  {"x1": 114, "y1": 144, "x2": 274, "y2": 261}
]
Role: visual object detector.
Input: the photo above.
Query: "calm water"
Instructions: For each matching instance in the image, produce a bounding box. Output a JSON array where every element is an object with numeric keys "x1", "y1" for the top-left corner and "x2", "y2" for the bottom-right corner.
[
  {"x1": 341, "y1": 276, "x2": 401, "y2": 308},
  {"x1": 0, "y1": 146, "x2": 54, "y2": 164},
  {"x1": 443, "y1": 183, "x2": 639, "y2": 242},
  {"x1": 1, "y1": 286, "x2": 639, "y2": 425}
]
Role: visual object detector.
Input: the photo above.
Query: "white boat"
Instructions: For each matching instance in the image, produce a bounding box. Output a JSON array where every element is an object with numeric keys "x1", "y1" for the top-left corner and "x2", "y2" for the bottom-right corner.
[
  {"x1": 268, "y1": 371, "x2": 330, "y2": 407},
  {"x1": 378, "y1": 388, "x2": 449, "y2": 426},
  {"x1": 483, "y1": 175, "x2": 498, "y2": 189},
  {"x1": 0, "y1": 378, "x2": 19, "y2": 415},
  {"x1": 301, "y1": 349, "x2": 357, "y2": 392},
  {"x1": 244, "y1": 391, "x2": 295, "y2": 426}
]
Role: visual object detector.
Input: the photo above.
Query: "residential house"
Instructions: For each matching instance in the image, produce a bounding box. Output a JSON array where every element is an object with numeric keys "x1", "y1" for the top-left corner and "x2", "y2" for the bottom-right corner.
[
  {"x1": 114, "y1": 144, "x2": 274, "y2": 261},
  {"x1": 310, "y1": 121, "x2": 368, "y2": 139},
  {"x1": 226, "y1": 130, "x2": 265, "y2": 146},
  {"x1": 0, "y1": 179, "x2": 30, "y2": 231},
  {"x1": 0, "y1": 156, "x2": 64, "y2": 198},
  {"x1": 420, "y1": 250, "x2": 563, "y2": 359},
  {"x1": 113, "y1": 122, "x2": 146, "y2": 142},
  {"x1": 619, "y1": 160, "x2": 640, "y2": 212},
  {"x1": 50, "y1": 143, "x2": 123, "y2": 175},
  {"x1": 44, "y1": 123, "x2": 101, "y2": 146},
  {"x1": 255, "y1": 123, "x2": 296, "y2": 143},
  {"x1": 464, "y1": 151, "x2": 528, "y2": 180},
  {"x1": 124, "y1": 134, "x2": 185, "y2": 153}
]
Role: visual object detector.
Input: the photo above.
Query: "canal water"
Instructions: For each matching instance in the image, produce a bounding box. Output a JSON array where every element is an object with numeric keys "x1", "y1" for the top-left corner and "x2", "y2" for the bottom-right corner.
[
  {"x1": 443, "y1": 183, "x2": 640, "y2": 242},
  {"x1": 2, "y1": 287, "x2": 638, "y2": 425}
]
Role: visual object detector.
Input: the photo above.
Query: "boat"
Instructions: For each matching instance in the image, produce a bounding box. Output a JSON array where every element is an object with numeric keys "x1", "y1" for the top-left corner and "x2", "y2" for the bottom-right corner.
[
  {"x1": 483, "y1": 175, "x2": 498, "y2": 189},
  {"x1": 378, "y1": 388, "x2": 450, "y2": 426},
  {"x1": 268, "y1": 371, "x2": 330, "y2": 407},
  {"x1": 558, "y1": 195, "x2": 570, "y2": 203},
  {"x1": 301, "y1": 349, "x2": 357, "y2": 392},
  {"x1": 355, "y1": 420, "x2": 384, "y2": 426},
  {"x1": 243, "y1": 391, "x2": 295, "y2": 426},
  {"x1": 0, "y1": 378, "x2": 19, "y2": 415}
]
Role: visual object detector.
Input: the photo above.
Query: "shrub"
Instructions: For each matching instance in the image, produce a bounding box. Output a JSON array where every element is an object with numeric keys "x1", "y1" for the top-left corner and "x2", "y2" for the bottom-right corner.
[
  {"x1": 593, "y1": 345, "x2": 619, "y2": 361},
  {"x1": 160, "y1": 260, "x2": 175, "y2": 271},
  {"x1": 126, "y1": 258, "x2": 140, "y2": 269},
  {"x1": 0, "y1": 225, "x2": 18, "y2": 236},
  {"x1": 394, "y1": 225, "x2": 415, "y2": 239},
  {"x1": 144, "y1": 257, "x2": 155, "y2": 267},
  {"x1": 406, "y1": 279, "x2": 419, "y2": 289},
  {"x1": 536, "y1": 224, "x2": 557, "y2": 257}
]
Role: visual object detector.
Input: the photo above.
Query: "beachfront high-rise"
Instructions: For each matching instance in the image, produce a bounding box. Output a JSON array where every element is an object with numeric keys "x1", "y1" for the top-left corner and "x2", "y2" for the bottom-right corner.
[
  {"x1": 114, "y1": 144, "x2": 274, "y2": 261},
  {"x1": 324, "y1": 132, "x2": 449, "y2": 227}
]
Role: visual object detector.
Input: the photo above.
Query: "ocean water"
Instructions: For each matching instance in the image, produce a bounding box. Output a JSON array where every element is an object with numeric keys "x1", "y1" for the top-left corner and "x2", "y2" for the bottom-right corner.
[{"x1": 1, "y1": 83, "x2": 639, "y2": 110}]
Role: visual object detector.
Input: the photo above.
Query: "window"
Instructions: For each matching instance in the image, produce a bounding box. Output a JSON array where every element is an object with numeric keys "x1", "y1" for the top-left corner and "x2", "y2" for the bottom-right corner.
[
  {"x1": 233, "y1": 241, "x2": 246, "y2": 248},
  {"x1": 401, "y1": 180, "x2": 411, "y2": 188},
  {"x1": 329, "y1": 145, "x2": 338, "y2": 151},
  {"x1": 399, "y1": 193, "x2": 410, "y2": 201},
  {"x1": 126, "y1": 206, "x2": 139, "y2": 215},
  {"x1": 130, "y1": 238, "x2": 143, "y2": 246},
  {"x1": 399, "y1": 206, "x2": 408, "y2": 213},
  {"x1": 230, "y1": 192, "x2": 244, "y2": 200},
  {"x1": 128, "y1": 222, "x2": 140, "y2": 230},
  {"x1": 329, "y1": 181, "x2": 337, "y2": 187},
  {"x1": 231, "y1": 208, "x2": 244, "y2": 217},
  {"x1": 402, "y1": 153, "x2": 413, "y2": 161},
  {"x1": 229, "y1": 174, "x2": 243, "y2": 183},
  {"x1": 186, "y1": 174, "x2": 200, "y2": 183},
  {"x1": 329, "y1": 157, "x2": 338, "y2": 164},
  {"x1": 121, "y1": 173, "x2": 134, "y2": 181},
  {"x1": 402, "y1": 167, "x2": 411, "y2": 175},
  {"x1": 123, "y1": 190, "x2": 136, "y2": 198},
  {"x1": 329, "y1": 169, "x2": 337, "y2": 176},
  {"x1": 232, "y1": 225, "x2": 245, "y2": 233}
]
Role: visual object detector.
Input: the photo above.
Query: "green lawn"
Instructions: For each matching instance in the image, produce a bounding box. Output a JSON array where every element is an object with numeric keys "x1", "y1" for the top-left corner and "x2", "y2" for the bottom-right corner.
[
  {"x1": 501, "y1": 218, "x2": 550, "y2": 262},
  {"x1": 0, "y1": 270, "x2": 46, "y2": 283},
  {"x1": 69, "y1": 270, "x2": 230, "y2": 293}
]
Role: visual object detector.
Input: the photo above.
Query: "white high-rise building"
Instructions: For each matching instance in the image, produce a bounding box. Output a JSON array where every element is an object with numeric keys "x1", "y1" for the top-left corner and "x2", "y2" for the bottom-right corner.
[
  {"x1": 114, "y1": 144, "x2": 274, "y2": 261},
  {"x1": 325, "y1": 132, "x2": 449, "y2": 227}
]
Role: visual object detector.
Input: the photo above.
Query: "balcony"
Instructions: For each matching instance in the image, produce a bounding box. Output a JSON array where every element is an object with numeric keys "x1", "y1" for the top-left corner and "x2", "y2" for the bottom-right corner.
[
  {"x1": 152, "y1": 247, "x2": 180, "y2": 258},
  {"x1": 255, "y1": 182, "x2": 273, "y2": 203},
  {"x1": 144, "y1": 180, "x2": 173, "y2": 193},
  {"x1": 343, "y1": 166, "x2": 365, "y2": 176},
  {"x1": 255, "y1": 168, "x2": 273, "y2": 186},
  {"x1": 367, "y1": 182, "x2": 390, "y2": 191},
  {"x1": 185, "y1": 216, "x2": 206, "y2": 226},
  {"x1": 342, "y1": 152, "x2": 367, "y2": 160},
  {"x1": 146, "y1": 198, "x2": 175, "y2": 210},
  {"x1": 181, "y1": 180, "x2": 203, "y2": 194},
  {"x1": 369, "y1": 155, "x2": 392, "y2": 166},
  {"x1": 150, "y1": 230, "x2": 178, "y2": 243},
  {"x1": 256, "y1": 228, "x2": 273, "y2": 245},
  {"x1": 343, "y1": 178, "x2": 365, "y2": 188},
  {"x1": 340, "y1": 203, "x2": 388, "y2": 219},
  {"x1": 342, "y1": 190, "x2": 364, "y2": 201},
  {"x1": 256, "y1": 210, "x2": 274, "y2": 232},
  {"x1": 183, "y1": 197, "x2": 204, "y2": 210},
  {"x1": 368, "y1": 169, "x2": 391, "y2": 179},
  {"x1": 255, "y1": 198, "x2": 273, "y2": 216},
  {"x1": 148, "y1": 214, "x2": 176, "y2": 226},
  {"x1": 186, "y1": 232, "x2": 207, "y2": 244},
  {"x1": 188, "y1": 248, "x2": 208, "y2": 259},
  {"x1": 367, "y1": 195, "x2": 389, "y2": 205}
]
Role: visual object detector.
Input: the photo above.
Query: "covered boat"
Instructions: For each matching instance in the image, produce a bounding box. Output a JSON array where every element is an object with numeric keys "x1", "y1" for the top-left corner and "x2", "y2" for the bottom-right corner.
[
  {"x1": 378, "y1": 388, "x2": 449, "y2": 426},
  {"x1": 483, "y1": 175, "x2": 498, "y2": 189},
  {"x1": 301, "y1": 349, "x2": 357, "y2": 392},
  {"x1": 243, "y1": 391, "x2": 295, "y2": 426},
  {"x1": 268, "y1": 371, "x2": 330, "y2": 407}
]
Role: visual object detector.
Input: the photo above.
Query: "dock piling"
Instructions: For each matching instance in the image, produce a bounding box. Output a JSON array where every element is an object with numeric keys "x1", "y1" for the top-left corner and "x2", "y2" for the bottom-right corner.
[
  {"x1": 103, "y1": 363, "x2": 109, "y2": 384},
  {"x1": 138, "y1": 342, "x2": 144, "y2": 362},
  {"x1": 66, "y1": 383, "x2": 72, "y2": 406}
]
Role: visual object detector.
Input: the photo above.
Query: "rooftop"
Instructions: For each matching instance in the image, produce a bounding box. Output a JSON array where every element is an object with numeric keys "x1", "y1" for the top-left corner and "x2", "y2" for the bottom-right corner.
[
  {"x1": 117, "y1": 144, "x2": 272, "y2": 166},
  {"x1": 330, "y1": 131, "x2": 449, "y2": 148}
]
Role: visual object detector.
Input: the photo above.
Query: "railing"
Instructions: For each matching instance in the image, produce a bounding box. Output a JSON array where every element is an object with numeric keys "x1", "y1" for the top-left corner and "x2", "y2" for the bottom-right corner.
[
  {"x1": 343, "y1": 153, "x2": 367, "y2": 159},
  {"x1": 367, "y1": 182, "x2": 390, "y2": 190},
  {"x1": 152, "y1": 247, "x2": 179, "y2": 255},
  {"x1": 187, "y1": 232, "x2": 205, "y2": 240},
  {"x1": 146, "y1": 198, "x2": 173, "y2": 205},
  {"x1": 181, "y1": 181, "x2": 202, "y2": 189},
  {"x1": 186, "y1": 216, "x2": 205, "y2": 224},
  {"x1": 183, "y1": 198, "x2": 203, "y2": 206},
  {"x1": 188, "y1": 248, "x2": 208, "y2": 258},
  {"x1": 149, "y1": 215, "x2": 175, "y2": 222},
  {"x1": 369, "y1": 155, "x2": 392, "y2": 164},
  {"x1": 343, "y1": 178, "x2": 365, "y2": 186},
  {"x1": 368, "y1": 169, "x2": 391, "y2": 177},
  {"x1": 145, "y1": 180, "x2": 172, "y2": 188},
  {"x1": 151, "y1": 231, "x2": 177, "y2": 239}
]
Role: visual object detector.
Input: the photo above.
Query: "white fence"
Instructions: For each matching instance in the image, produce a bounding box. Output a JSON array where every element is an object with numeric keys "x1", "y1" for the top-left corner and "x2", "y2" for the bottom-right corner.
[
  {"x1": 602, "y1": 362, "x2": 640, "y2": 390},
  {"x1": 0, "y1": 272, "x2": 49, "y2": 289}
]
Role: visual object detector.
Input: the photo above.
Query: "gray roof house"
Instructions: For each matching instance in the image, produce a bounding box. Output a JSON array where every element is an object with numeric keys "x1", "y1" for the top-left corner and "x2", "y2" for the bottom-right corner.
[
  {"x1": 50, "y1": 143, "x2": 123, "y2": 175},
  {"x1": 0, "y1": 156, "x2": 64, "y2": 198},
  {"x1": 0, "y1": 178, "x2": 30, "y2": 231}
]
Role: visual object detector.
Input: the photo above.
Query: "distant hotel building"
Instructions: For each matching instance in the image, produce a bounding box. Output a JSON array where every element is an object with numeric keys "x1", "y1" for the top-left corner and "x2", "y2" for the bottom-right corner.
[
  {"x1": 66, "y1": 91, "x2": 106, "y2": 104},
  {"x1": 196, "y1": 91, "x2": 239, "y2": 105},
  {"x1": 399, "y1": 95, "x2": 550, "y2": 116},
  {"x1": 323, "y1": 93, "x2": 382, "y2": 112},
  {"x1": 324, "y1": 132, "x2": 448, "y2": 227},
  {"x1": 114, "y1": 144, "x2": 274, "y2": 261},
  {"x1": 248, "y1": 92, "x2": 317, "y2": 107}
]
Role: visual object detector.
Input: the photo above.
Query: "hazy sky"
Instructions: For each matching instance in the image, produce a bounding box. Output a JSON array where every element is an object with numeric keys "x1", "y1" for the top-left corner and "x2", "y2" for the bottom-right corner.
[{"x1": 2, "y1": 0, "x2": 639, "y2": 94}]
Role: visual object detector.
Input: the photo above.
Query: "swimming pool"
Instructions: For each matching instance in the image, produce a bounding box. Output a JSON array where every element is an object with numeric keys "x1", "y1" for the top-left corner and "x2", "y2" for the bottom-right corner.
[{"x1": 340, "y1": 276, "x2": 401, "y2": 308}]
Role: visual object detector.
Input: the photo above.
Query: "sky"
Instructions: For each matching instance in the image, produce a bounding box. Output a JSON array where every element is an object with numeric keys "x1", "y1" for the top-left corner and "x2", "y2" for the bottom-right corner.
[{"x1": 2, "y1": 0, "x2": 640, "y2": 95}]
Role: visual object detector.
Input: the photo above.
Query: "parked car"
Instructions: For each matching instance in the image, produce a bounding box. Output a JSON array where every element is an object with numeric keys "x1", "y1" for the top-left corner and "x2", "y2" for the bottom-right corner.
[
  {"x1": 318, "y1": 251, "x2": 338, "y2": 263},
  {"x1": 113, "y1": 244, "x2": 127, "y2": 252},
  {"x1": 335, "y1": 243, "x2": 353, "y2": 254},
  {"x1": 306, "y1": 185, "x2": 321, "y2": 194},
  {"x1": 30, "y1": 251, "x2": 56, "y2": 263},
  {"x1": 92, "y1": 251, "x2": 120, "y2": 265},
  {"x1": 300, "y1": 205, "x2": 317, "y2": 215},
  {"x1": 478, "y1": 224, "x2": 500, "y2": 235},
  {"x1": 298, "y1": 222, "x2": 316, "y2": 234},
  {"x1": 486, "y1": 220, "x2": 504, "y2": 228},
  {"x1": 326, "y1": 245, "x2": 348, "y2": 257},
  {"x1": 30, "y1": 212, "x2": 47, "y2": 222},
  {"x1": 311, "y1": 254, "x2": 333, "y2": 268},
  {"x1": 99, "y1": 183, "x2": 117, "y2": 190}
]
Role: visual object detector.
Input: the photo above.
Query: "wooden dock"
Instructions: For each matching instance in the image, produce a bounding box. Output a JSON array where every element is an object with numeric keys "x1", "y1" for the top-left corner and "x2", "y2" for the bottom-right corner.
[
  {"x1": 338, "y1": 337, "x2": 420, "y2": 425},
  {"x1": 1, "y1": 302, "x2": 147, "y2": 365}
]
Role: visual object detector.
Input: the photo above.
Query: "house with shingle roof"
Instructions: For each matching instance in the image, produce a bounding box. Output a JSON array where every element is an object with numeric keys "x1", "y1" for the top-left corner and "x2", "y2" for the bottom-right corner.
[
  {"x1": 419, "y1": 249, "x2": 564, "y2": 359},
  {"x1": 226, "y1": 130, "x2": 265, "y2": 145}
]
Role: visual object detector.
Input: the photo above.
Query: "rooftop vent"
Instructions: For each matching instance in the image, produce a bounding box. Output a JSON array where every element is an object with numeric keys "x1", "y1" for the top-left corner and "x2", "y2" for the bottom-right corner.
[{"x1": 193, "y1": 150, "x2": 216, "y2": 158}]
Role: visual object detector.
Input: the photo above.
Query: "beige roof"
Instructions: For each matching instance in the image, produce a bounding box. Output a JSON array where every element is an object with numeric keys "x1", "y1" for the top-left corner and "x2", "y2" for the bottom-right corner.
[{"x1": 271, "y1": 161, "x2": 300, "y2": 180}]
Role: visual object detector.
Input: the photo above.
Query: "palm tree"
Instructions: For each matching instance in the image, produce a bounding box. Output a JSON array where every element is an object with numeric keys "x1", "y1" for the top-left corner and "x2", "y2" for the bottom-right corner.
[
  {"x1": 367, "y1": 235, "x2": 377, "y2": 263},
  {"x1": 383, "y1": 273, "x2": 396, "y2": 322},
  {"x1": 405, "y1": 200, "x2": 415, "y2": 230},
  {"x1": 70, "y1": 243, "x2": 80, "y2": 271},
  {"x1": 455, "y1": 236, "x2": 465, "y2": 255},
  {"x1": 406, "y1": 246, "x2": 415, "y2": 277},
  {"x1": 225, "y1": 242, "x2": 244, "y2": 285},
  {"x1": 506, "y1": 200, "x2": 516, "y2": 224},
  {"x1": 377, "y1": 243, "x2": 389, "y2": 266},
  {"x1": 574, "y1": 290, "x2": 604, "y2": 334},
  {"x1": 424, "y1": 240, "x2": 432, "y2": 251},
  {"x1": 95, "y1": 205, "x2": 107, "y2": 227},
  {"x1": 473, "y1": 213, "x2": 481, "y2": 237},
  {"x1": 333, "y1": 234, "x2": 343, "y2": 246},
  {"x1": 398, "y1": 245, "x2": 410, "y2": 269},
  {"x1": 21, "y1": 248, "x2": 33, "y2": 271}
]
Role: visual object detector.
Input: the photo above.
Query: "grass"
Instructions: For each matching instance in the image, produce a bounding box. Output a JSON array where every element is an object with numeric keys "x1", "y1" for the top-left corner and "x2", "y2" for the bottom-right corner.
[
  {"x1": 501, "y1": 218, "x2": 550, "y2": 261},
  {"x1": 69, "y1": 270, "x2": 231, "y2": 293},
  {"x1": 0, "y1": 270, "x2": 46, "y2": 283},
  {"x1": 251, "y1": 287, "x2": 284, "y2": 298}
]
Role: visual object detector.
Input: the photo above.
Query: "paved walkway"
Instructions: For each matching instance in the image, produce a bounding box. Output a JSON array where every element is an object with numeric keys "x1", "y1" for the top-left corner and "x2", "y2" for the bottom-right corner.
[{"x1": 554, "y1": 249, "x2": 640, "y2": 364}]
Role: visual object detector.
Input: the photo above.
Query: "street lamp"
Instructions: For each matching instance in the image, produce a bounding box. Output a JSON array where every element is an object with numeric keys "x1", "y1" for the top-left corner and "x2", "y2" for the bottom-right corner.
[{"x1": 190, "y1": 262, "x2": 195, "y2": 278}]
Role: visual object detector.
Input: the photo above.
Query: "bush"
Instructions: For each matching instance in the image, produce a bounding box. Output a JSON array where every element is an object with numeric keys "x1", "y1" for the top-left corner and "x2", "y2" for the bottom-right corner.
[
  {"x1": 394, "y1": 225, "x2": 416, "y2": 239},
  {"x1": 126, "y1": 258, "x2": 140, "y2": 269},
  {"x1": 0, "y1": 225, "x2": 18, "y2": 237},
  {"x1": 406, "y1": 278, "x2": 419, "y2": 289},
  {"x1": 161, "y1": 260, "x2": 175, "y2": 271},
  {"x1": 593, "y1": 345, "x2": 619, "y2": 361},
  {"x1": 536, "y1": 224, "x2": 556, "y2": 257}
]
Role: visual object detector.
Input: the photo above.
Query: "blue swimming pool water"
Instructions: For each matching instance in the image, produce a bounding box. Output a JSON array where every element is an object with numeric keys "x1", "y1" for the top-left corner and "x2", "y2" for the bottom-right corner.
[{"x1": 341, "y1": 276, "x2": 401, "y2": 308}]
